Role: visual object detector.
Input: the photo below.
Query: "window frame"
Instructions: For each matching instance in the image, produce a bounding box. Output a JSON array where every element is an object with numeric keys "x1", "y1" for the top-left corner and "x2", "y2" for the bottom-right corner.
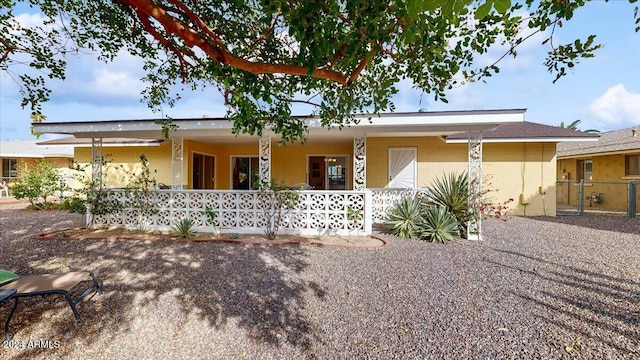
[
  {"x1": 576, "y1": 158, "x2": 593, "y2": 182},
  {"x1": 230, "y1": 156, "x2": 259, "y2": 190},
  {"x1": 2, "y1": 158, "x2": 18, "y2": 180},
  {"x1": 625, "y1": 154, "x2": 640, "y2": 176}
]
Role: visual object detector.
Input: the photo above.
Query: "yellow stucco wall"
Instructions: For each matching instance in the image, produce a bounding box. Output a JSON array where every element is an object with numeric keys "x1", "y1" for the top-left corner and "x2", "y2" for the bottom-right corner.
[
  {"x1": 483, "y1": 143, "x2": 557, "y2": 217},
  {"x1": 184, "y1": 140, "x2": 353, "y2": 189},
  {"x1": 73, "y1": 137, "x2": 557, "y2": 216},
  {"x1": 74, "y1": 143, "x2": 173, "y2": 188},
  {"x1": 272, "y1": 142, "x2": 353, "y2": 187},
  {"x1": 367, "y1": 137, "x2": 556, "y2": 216},
  {"x1": 7, "y1": 157, "x2": 71, "y2": 174}
]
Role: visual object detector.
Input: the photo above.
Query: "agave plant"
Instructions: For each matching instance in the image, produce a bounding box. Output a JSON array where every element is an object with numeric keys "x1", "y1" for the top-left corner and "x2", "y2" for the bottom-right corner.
[
  {"x1": 422, "y1": 205, "x2": 460, "y2": 243},
  {"x1": 384, "y1": 196, "x2": 425, "y2": 239},
  {"x1": 172, "y1": 217, "x2": 197, "y2": 239},
  {"x1": 425, "y1": 172, "x2": 469, "y2": 231}
]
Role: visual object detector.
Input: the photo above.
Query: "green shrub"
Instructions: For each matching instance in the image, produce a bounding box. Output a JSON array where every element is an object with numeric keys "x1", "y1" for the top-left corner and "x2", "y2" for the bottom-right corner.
[
  {"x1": 425, "y1": 172, "x2": 469, "y2": 233},
  {"x1": 11, "y1": 160, "x2": 65, "y2": 206},
  {"x1": 422, "y1": 205, "x2": 460, "y2": 243},
  {"x1": 61, "y1": 197, "x2": 87, "y2": 214},
  {"x1": 258, "y1": 179, "x2": 300, "y2": 240},
  {"x1": 384, "y1": 196, "x2": 425, "y2": 240},
  {"x1": 172, "y1": 217, "x2": 197, "y2": 239}
]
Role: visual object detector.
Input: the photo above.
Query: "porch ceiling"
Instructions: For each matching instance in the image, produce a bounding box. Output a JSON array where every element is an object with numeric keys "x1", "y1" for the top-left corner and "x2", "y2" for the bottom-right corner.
[{"x1": 32, "y1": 109, "x2": 526, "y2": 144}]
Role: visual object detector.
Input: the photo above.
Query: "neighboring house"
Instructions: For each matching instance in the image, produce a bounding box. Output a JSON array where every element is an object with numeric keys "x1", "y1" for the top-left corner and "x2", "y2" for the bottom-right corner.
[
  {"x1": 446, "y1": 121, "x2": 599, "y2": 216},
  {"x1": 0, "y1": 139, "x2": 74, "y2": 190},
  {"x1": 556, "y1": 125, "x2": 640, "y2": 213},
  {"x1": 34, "y1": 110, "x2": 597, "y2": 237}
]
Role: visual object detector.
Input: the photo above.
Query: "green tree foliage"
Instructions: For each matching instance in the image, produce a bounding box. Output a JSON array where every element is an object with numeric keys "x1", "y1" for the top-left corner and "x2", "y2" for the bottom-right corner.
[
  {"x1": 2, "y1": 0, "x2": 637, "y2": 142},
  {"x1": 559, "y1": 119, "x2": 600, "y2": 133},
  {"x1": 257, "y1": 179, "x2": 300, "y2": 240},
  {"x1": 11, "y1": 160, "x2": 65, "y2": 206}
]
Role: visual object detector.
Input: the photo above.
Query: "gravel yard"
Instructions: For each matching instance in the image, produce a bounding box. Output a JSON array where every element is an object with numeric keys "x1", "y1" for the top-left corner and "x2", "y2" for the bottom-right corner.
[{"x1": 1, "y1": 206, "x2": 639, "y2": 359}]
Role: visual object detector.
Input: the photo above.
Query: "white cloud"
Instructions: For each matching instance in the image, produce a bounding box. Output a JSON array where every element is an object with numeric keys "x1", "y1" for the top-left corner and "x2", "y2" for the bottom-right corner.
[
  {"x1": 588, "y1": 84, "x2": 640, "y2": 125},
  {"x1": 14, "y1": 12, "x2": 48, "y2": 28},
  {"x1": 90, "y1": 69, "x2": 145, "y2": 97}
]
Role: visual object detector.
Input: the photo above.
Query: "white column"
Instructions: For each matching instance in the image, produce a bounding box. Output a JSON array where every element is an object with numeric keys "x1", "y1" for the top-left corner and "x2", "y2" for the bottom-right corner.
[
  {"x1": 353, "y1": 135, "x2": 366, "y2": 190},
  {"x1": 467, "y1": 131, "x2": 483, "y2": 241},
  {"x1": 91, "y1": 138, "x2": 103, "y2": 188},
  {"x1": 363, "y1": 189, "x2": 373, "y2": 234},
  {"x1": 259, "y1": 136, "x2": 271, "y2": 186},
  {"x1": 172, "y1": 137, "x2": 184, "y2": 189}
]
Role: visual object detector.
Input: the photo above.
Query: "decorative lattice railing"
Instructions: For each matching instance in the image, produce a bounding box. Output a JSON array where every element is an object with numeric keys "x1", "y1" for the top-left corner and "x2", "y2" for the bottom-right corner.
[
  {"x1": 88, "y1": 189, "x2": 368, "y2": 236},
  {"x1": 370, "y1": 188, "x2": 430, "y2": 223}
]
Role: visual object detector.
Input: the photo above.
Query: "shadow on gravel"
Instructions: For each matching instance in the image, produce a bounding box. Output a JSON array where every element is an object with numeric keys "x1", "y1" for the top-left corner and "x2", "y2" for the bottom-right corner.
[
  {"x1": 524, "y1": 215, "x2": 640, "y2": 235},
  {"x1": 487, "y1": 248, "x2": 640, "y2": 355},
  {"x1": 0, "y1": 210, "x2": 327, "y2": 359}
]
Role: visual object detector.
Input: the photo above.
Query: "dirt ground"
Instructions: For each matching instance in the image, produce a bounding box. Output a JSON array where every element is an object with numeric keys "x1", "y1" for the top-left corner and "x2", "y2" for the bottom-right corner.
[{"x1": 35, "y1": 226, "x2": 386, "y2": 248}]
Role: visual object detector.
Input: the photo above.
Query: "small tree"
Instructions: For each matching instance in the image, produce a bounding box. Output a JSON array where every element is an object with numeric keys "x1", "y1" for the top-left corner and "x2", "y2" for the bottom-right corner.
[
  {"x1": 71, "y1": 155, "x2": 123, "y2": 227},
  {"x1": 11, "y1": 160, "x2": 65, "y2": 207},
  {"x1": 204, "y1": 208, "x2": 219, "y2": 235},
  {"x1": 347, "y1": 206, "x2": 363, "y2": 237},
  {"x1": 258, "y1": 179, "x2": 300, "y2": 240},
  {"x1": 123, "y1": 154, "x2": 158, "y2": 230}
]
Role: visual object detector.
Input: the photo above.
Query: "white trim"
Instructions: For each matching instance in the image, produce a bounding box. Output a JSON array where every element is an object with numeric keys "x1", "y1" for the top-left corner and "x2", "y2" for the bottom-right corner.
[
  {"x1": 32, "y1": 110, "x2": 526, "y2": 139},
  {"x1": 558, "y1": 148, "x2": 640, "y2": 159},
  {"x1": 70, "y1": 142, "x2": 161, "y2": 148},
  {"x1": 445, "y1": 137, "x2": 599, "y2": 144},
  {"x1": 0, "y1": 153, "x2": 46, "y2": 158}
]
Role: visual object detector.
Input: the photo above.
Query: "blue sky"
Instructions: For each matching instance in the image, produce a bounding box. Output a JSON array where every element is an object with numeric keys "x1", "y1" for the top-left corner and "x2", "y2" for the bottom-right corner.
[{"x1": 1, "y1": 1, "x2": 639, "y2": 141}]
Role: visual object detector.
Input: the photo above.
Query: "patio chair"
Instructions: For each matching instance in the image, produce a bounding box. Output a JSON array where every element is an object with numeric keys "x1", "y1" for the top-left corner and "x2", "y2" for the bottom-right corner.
[
  {"x1": 0, "y1": 182, "x2": 8, "y2": 198},
  {"x1": 0, "y1": 270, "x2": 102, "y2": 340}
]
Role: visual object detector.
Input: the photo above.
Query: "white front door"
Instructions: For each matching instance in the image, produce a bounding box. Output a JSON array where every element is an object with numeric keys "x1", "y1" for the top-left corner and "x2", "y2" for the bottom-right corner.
[{"x1": 388, "y1": 148, "x2": 417, "y2": 188}]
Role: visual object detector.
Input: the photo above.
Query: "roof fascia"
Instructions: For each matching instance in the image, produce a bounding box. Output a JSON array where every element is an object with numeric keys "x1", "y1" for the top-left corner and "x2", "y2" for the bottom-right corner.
[
  {"x1": 32, "y1": 110, "x2": 526, "y2": 138},
  {"x1": 557, "y1": 148, "x2": 640, "y2": 159},
  {"x1": 445, "y1": 137, "x2": 600, "y2": 144}
]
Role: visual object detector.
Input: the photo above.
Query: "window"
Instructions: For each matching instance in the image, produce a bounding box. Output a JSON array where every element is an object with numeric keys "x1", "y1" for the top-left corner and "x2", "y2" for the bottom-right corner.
[
  {"x1": 308, "y1": 155, "x2": 348, "y2": 190},
  {"x1": 626, "y1": 154, "x2": 640, "y2": 176},
  {"x1": 232, "y1": 157, "x2": 259, "y2": 190},
  {"x1": 326, "y1": 156, "x2": 348, "y2": 190},
  {"x1": 576, "y1": 159, "x2": 592, "y2": 181},
  {"x1": 2, "y1": 158, "x2": 18, "y2": 180}
]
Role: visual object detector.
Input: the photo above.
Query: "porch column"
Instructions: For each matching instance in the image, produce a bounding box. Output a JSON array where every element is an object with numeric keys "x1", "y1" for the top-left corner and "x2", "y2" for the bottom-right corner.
[
  {"x1": 467, "y1": 131, "x2": 483, "y2": 241},
  {"x1": 91, "y1": 138, "x2": 103, "y2": 188},
  {"x1": 353, "y1": 135, "x2": 366, "y2": 190},
  {"x1": 171, "y1": 137, "x2": 184, "y2": 189},
  {"x1": 259, "y1": 136, "x2": 271, "y2": 186}
]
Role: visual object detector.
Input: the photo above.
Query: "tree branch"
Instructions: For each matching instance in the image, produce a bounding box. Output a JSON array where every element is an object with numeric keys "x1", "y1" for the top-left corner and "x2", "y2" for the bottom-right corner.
[
  {"x1": 134, "y1": 8, "x2": 194, "y2": 80},
  {"x1": 120, "y1": 0, "x2": 350, "y2": 86},
  {"x1": 167, "y1": 0, "x2": 225, "y2": 47},
  {"x1": 347, "y1": 42, "x2": 377, "y2": 84}
]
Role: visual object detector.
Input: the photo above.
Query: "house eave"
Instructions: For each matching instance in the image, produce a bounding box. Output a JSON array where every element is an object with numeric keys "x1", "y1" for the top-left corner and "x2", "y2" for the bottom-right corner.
[
  {"x1": 31, "y1": 109, "x2": 526, "y2": 140},
  {"x1": 445, "y1": 137, "x2": 600, "y2": 144},
  {"x1": 557, "y1": 148, "x2": 640, "y2": 159}
]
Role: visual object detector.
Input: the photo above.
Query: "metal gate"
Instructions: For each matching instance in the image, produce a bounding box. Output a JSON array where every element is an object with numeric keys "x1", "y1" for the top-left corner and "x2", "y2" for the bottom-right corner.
[{"x1": 556, "y1": 180, "x2": 638, "y2": 217}]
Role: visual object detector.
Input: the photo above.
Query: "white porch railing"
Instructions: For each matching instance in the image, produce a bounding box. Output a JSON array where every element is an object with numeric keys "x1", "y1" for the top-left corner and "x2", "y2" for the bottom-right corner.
[
  {"x1": 370, "y1": 188, "x2": 430, "y2": 223},
  {"x1": 87, "y1": 188, "x2": 439, "y2": 236},
  {"x1": 88, "y1": 189, "x2": 370, "y2": 236}
]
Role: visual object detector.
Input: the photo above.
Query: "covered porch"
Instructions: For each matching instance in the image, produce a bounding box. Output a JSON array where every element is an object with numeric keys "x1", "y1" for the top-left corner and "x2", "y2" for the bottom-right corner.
[{"x1": 33, "y1": 110, "x2": 527, "y2": 239}]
